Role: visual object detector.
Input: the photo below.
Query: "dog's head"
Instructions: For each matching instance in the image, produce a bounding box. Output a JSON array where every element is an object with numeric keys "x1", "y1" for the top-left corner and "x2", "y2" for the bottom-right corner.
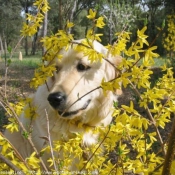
[{"x1": 47, "y1": 40, "x2": 122, "y2": 123}]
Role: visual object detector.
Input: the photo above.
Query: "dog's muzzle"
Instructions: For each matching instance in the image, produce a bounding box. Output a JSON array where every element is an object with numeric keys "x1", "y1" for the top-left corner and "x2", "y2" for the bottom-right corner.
[
  {"x1": 47, "y1": 92, "x2": 66, "y2": 110},
  {"x1": 47, "y1": 92, "x2": 91, "y2": 117}
]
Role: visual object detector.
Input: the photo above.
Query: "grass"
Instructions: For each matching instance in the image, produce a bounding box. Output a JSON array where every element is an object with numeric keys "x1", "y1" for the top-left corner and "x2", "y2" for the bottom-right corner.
[
  {"x1": 11, "y1": 55, "x2": 41, "y2": 69},
  {"x1": 136, "y1": 56, "x2": 167, "y2": 67},
  {"x1": 1, "y1": 52, "x2": 42, "y2": 69}
]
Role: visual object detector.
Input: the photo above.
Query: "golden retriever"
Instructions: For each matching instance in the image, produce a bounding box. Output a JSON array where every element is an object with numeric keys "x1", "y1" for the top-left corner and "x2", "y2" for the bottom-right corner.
[{"x1": 4, "y1": 39, "x2": 122, "y2": 170}]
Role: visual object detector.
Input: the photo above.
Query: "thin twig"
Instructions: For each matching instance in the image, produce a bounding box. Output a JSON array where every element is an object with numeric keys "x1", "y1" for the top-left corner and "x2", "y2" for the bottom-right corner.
[
  {"x1": 4, "y1": 66, "x2": 8, "y2": 98},
  {"x1": 156, "y1": 91, "x2": 175, "y2": 120},
  {"x1": 10, "y1": 36, "x2": 24, "y2": 60},
  {"x1": 71, "y1": 40, "x2": 91, "y2": 49},
  {"x1": 107, "y1": 164, "x2": 117, "y2": 175},
  {"x1": 60, "y1": 86, "x2": 101, "y2": 117},
  {"x1": 4, "y1": 36, "x2": 24, "y2": 98},
  {"x1": 0, "y1": 154, "x2": 25, "y2": 174},
  {"x1": 45, "y1": 109, "x2": 58, "y2": 171},
  {"x1": 128, "y1": 80, "x2": 166, "y2": 156},
  {"x1": 149, "y1": 162, "x2": 164, "y2": 175},
  {"x1": 0, "y1": 131, "x2": 30, "y2": 169},
  {"x1": 103, "y1": 57, "x2": 122, "y2": 74}
]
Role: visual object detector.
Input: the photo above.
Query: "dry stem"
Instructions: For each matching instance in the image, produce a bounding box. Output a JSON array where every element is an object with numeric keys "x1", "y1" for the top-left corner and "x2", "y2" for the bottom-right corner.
[
  {"x1": 0, "y1": 154, "x2": 25, "y2": 174},
  {"x1": 45, "y1": 109, "x2": 58, "y2": 171},
  {"x1": 128, "y1": 80, "x2": 166, "y2": 156}
]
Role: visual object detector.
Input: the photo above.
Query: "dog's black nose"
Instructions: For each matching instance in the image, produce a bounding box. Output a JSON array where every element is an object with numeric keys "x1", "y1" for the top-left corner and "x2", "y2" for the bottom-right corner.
[{"x1": 47, "y1": 92, "x2": 66, "y2": 109}]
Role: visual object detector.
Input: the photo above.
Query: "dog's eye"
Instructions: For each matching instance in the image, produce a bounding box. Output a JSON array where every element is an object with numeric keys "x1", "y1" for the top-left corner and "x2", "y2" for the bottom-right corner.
[
  {"x1": 55, "y1": 66, "x2": 60, "y2": 73},
  {"x1": 77, "y1": 63, "x2": 90, "y2": 72}
]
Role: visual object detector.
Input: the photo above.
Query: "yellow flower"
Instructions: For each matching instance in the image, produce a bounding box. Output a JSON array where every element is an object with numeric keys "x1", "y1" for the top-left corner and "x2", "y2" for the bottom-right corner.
[
  {"x1": 87, "y1": 9, "x2": 96, "y2": 19},
  {"x1": 96, "y1": 16, "x2": 105, "y2": 28},
  {"x1": 21, "y1": 0, "x2": 50, "y2": 37},
  {"x1": 86, "y1": 29, "x2": 103, "y2": 41},
  {"x1": 26, "y1": 152, "x2": 40, "y2": 169},
  {"x1": 137, "y1": 26, "x2": 149, "y2": 46},
  {"x1": 145, "y1": 46, "x2": 159, "y2": 61},
  {"x1": 66, "y1": 20, "x2": 74, "y2": 28},
  {"x1": 127, "y1": 44, "x2": 145, "y2": 59},
  {"x1": 5, "y1": 118, "x2": 19, "y2": 133}
]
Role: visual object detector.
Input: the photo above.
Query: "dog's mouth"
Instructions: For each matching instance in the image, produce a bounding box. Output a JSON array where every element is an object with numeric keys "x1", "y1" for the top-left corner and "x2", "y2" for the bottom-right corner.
[{"x1": 58, "y1": 99, "x2": 91, "y2": 117}]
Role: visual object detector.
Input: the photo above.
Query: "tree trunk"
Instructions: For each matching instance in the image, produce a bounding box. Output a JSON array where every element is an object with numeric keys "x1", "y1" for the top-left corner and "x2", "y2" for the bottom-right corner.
[
  {"x1": 109, "y1": 0, "x2": 113, "y2": 44},
  {"x1": 25, "y1": 0, "x2": 29, "y2": 56},
  {"x1": 85, "y1": 9, "x2": 89, "y2": 37},
  {"x1": 31, "y1": 32, "x2": 38, "y2": 55},
  {"x1": 68, "y1": 0, "x2": 78, "y2": 34},
  {"x1": 0, "y1": 35, "x2": 4, "y2": 54},
  {"x1": 4, "y1": 39, "x2": 7, "y2": 67},
  {"x1": 58, "y1": 0, "x2": 62, "y2": 30},
  {"x1": 42, "y1": 11, "x2": 48, "y2": 55},
  {"x1": 25, "y1": 37, "x2": 28, "y2": 56}
]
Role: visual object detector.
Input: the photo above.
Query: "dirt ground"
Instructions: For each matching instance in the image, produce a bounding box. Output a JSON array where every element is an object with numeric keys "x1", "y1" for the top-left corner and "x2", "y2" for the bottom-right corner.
[
  {"x1": 0, "y1": 64, "x2": 35, "y2": 130},
  {"x1": 0, "y1": 65, "x2": 35, "y2": 98}
]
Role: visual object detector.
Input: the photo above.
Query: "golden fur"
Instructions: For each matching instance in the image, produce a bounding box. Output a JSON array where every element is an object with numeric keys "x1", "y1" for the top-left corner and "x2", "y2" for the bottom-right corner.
[{"x1": 4, "y1": 40, "x2": 122, "y2": 170}]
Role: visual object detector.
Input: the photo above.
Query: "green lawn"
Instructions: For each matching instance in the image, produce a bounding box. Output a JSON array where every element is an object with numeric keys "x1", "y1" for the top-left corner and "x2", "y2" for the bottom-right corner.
[
  {"x1": 11, "y1": 55, "x2": 42, "y2": 69},
  {"x1": 1, "y1": 52, "x2": 42, "y2": 69}
]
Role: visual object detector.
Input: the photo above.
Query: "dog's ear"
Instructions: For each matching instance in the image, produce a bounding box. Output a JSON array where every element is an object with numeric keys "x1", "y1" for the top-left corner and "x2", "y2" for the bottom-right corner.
[
  {"x1": 106, "y1": 54, "x2": 122, "y2": 78},
  {"x1": 110, "y1": 55, "x2": 122, "y2": 68},
  {"x1": 112, "y1": 55, "x2": 122, "y2": 77},
  {"x1": 114, "y1": 55, "x2": 122, "y2": 66},
  {"x1": 116, "y1": 88, "x2": 123, "y2": 95}
]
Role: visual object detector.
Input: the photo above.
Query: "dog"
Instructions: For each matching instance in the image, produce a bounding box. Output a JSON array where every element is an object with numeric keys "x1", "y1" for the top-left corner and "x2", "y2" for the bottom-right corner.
[{"x1": 4, "y1": 39, "x2": 122, "y2": 171}]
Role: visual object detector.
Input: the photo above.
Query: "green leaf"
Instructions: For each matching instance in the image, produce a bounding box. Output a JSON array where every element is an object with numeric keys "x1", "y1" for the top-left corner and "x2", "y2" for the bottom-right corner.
[
  {"x1": 162, "y1": 19, "x2": 165, "y2": 29},
  {"x1": 22, "y1": 131, "x2": 29, "y2": 139},
  {"x1": 144, "y1": 18, "x2": 148, "y2": 26},
  {"x1": 7, "y1": 59, "x2": 11, "y2": 66},
  {"x1": 113, "y1": 101, "x2": 118, "y2": 108},
  {"x1": 7, "y1": 46, "x2": 12, "y2": 54}
]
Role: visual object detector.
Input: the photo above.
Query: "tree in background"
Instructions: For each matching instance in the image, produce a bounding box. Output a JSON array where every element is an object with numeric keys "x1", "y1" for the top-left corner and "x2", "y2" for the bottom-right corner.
[
  {"x1": 164, "y1": 0, "x2": 175, "y2": 13},
  {"x1": 0, "y1": 0, "x2": 175, "y2": 58},
  {"x1": 102, "y1": 0, "x2": 138, "y2": 44},
  {"x1": 0, "y1": 0, "x2": 23, "y2": 67},
  {"x1": 0, "y1": 0, "x2": 22, "y2": 53},
  {"x1": 48, "y1": 0, "x2": 96, "y2": 35},
  {"x1": 19, "y1": 0, "x2": 35, "y2": 56},
  {"x1": 163, "y1": 14, "x2": 175, "y2": 71},
  {"x1": 42, "y1": 11, "x2": 48, "y2": 55}
]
